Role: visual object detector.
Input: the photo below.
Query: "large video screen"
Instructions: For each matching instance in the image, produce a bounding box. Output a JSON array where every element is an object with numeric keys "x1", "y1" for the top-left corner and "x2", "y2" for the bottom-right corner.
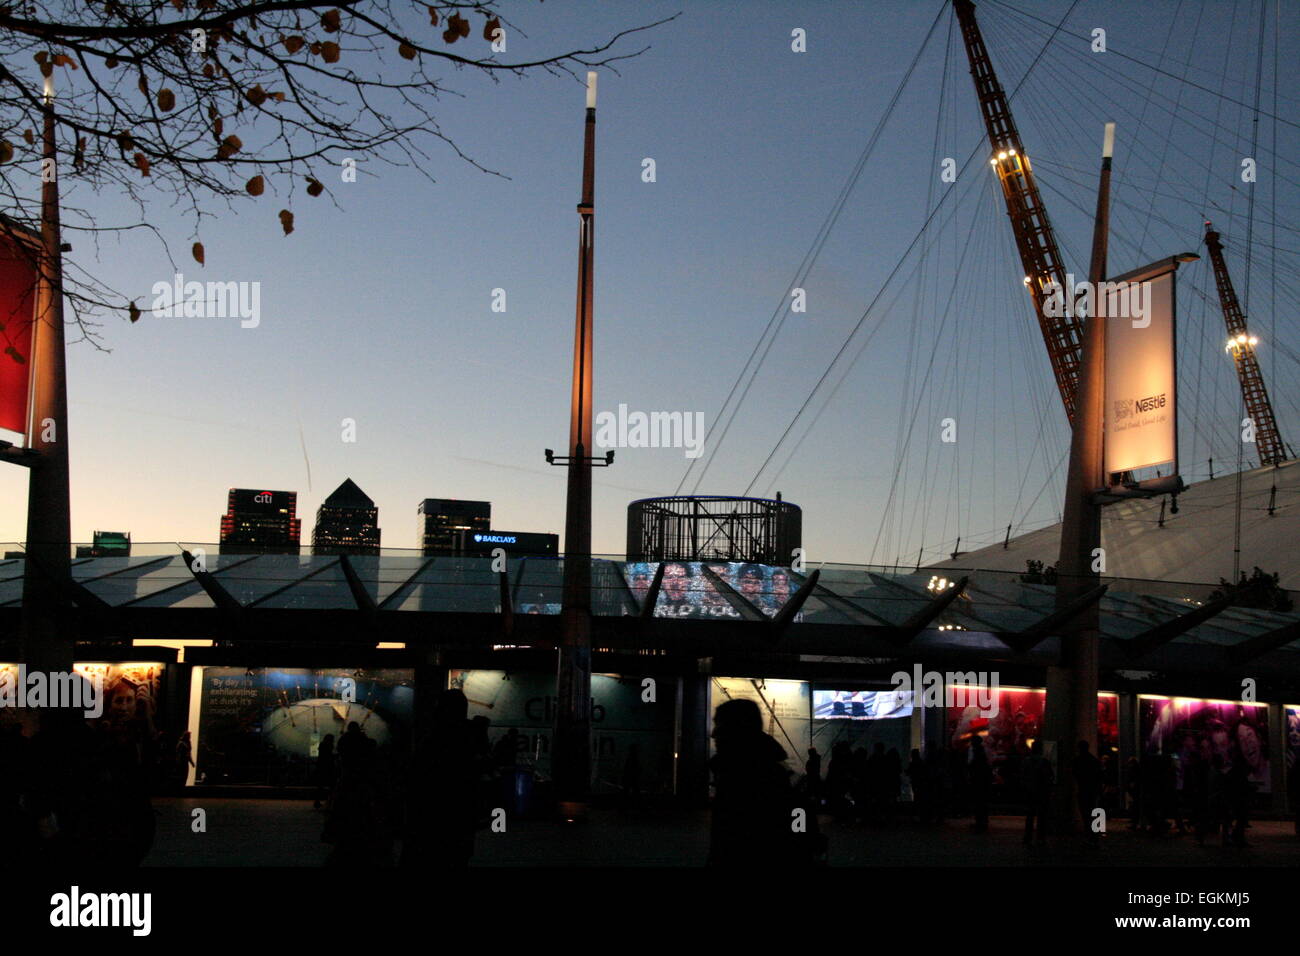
[
  {"x1": 1140, "y1": 696, "x2": 1270, "y2": 793},
  {"x1": 624, "y1": 562, "x2": 800, "y2": 620},
  {"x1": 813, "y1": 689, "x2": 913, "y2": 720},
  {"x1": 192, "y1": 666, "x2": 415, "y2": 787}
]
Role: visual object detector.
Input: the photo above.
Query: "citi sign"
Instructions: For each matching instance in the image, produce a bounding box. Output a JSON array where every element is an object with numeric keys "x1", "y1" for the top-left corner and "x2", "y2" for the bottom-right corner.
[{"x1": 254, "y1": 492, "x2": 274, "y2": 504}]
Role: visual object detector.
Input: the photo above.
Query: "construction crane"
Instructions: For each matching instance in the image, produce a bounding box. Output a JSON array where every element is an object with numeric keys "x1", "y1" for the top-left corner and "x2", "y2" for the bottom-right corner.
[
  {"x1": 1204, "y1": 221, "x2": 1286, "y2": 467},
  {"x1": 953, "y1": 0, "x2": 1083, "y2": 424}
]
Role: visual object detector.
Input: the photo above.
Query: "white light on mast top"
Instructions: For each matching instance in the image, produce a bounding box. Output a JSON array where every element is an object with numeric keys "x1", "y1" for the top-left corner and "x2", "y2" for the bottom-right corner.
[
  {"x1": 1102, "y1": 122, "x2": 1115, "y2": 158},
  {"x1": 43, "y1": 73, "x2": 54, "y2": 103},
  {"x1": 586, "y1": 71, "x2": 597, "y2": 109}
]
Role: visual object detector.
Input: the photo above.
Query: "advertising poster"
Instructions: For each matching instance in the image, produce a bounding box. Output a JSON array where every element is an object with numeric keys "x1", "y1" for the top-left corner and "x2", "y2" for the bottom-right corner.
[
  {"x1": 1104, "y1": 268, "x2": 1176, "y2": 474},
  {"x1": 624, "y1": 561, "x2": 799, "y2": 620},
  {"x1": 1139, "y1": 696, "x2": 1270, "y2": 793},
  {"x1": 946, "y1": 688, "x2": 1119, "y2": 790},
  {"x1": 192, "y1": 667, "x2": 414, "y2": 786},
  {"x1": 709, "y1": 677, "x2": 810, "y2": 775},
  {"x1": 451, "y1": 669, "x2": 674, "y2": 795},
  {"x1": 0, "y1": 661, "x2": 163, "y2": 735}
]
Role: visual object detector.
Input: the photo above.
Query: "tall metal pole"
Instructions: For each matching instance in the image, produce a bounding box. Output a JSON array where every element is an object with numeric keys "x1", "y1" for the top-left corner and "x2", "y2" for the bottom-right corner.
[
  {"x1": 1043, "y1": 122, "x2": 1112, "y2": 830},
  {"x1": 20, "y1": 74, "x2": 73, "y2": 674},
  {"x1": 553, "y1": 73, "x2": 598, "y2": 817}
]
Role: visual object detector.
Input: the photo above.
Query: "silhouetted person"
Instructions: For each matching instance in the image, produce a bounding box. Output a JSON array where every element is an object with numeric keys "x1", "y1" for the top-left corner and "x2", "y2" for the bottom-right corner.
[
  {"x1": 1207, "y1": 754, "x2": 1230, "y2": 844},
  {"x1": 1186, "y1": 749, "x2": 1211, "y2": 846},
  {"x1": 805, "y1": 747, "x2": 822, "y2": 805},
  {"x1": 401, "y1": 689, "x2": 484, "y2": 867},
  {"x1": 313, "y1": 734, "x2": 336, "y2": 810},
  {"x1": 173, "y1": 731, "x2": 194, "y2": 792},
  {"x1": 826, "y1": 742, "x2": 854, "y2": 819},
  {"x1": 493, "y1": 728, "x2": 521, "y2": 768},
  {"x1": 969, "y1": 738, "x2": 992, "y2": 832},
  {"x1": 1226, "y1": 756, "x2": 1254, "y2": 847},
  {"x1": 925, "y1": 744, "x2": 949, "y2": 823},
  {"x1": 883, "y1": 748, "x2": 902, "y2": 822},
  {"x1": 1072, "y1": 740, "x2": 1102, "y2": 840},
  {"x1": 337, "y1": 721, "x2": 374, "y2": 774},
  {"x1": 907, "y1": 749, "x2": 929, "y2": 822},
  {"x1": 324, "y1": 745, "x2": 391, "y2": 868},
  {"x1": 1021, "y1": 740, "x2": 1053, "y2": 844},
  {"x1": 1123, "y1": 756, "x2": 1141, "y2": 830},
  {"x1": 849, "y1": 747, "x2": 869, "y2": 822},
  {"x1": 708, "y1": 698, "x2": 812, "y2": 866}
]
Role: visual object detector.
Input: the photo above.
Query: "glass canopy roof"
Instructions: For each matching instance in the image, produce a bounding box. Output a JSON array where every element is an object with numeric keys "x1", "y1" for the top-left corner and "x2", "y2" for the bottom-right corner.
[{"x1": 1, "y1": 552, "x2": 1296, "y2": 656}]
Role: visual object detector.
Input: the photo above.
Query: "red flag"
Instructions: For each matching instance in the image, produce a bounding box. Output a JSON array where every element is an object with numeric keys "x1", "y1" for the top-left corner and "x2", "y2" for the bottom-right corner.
[{"x1": 0, "y1": 228, "x2": 38, "y2": 435}]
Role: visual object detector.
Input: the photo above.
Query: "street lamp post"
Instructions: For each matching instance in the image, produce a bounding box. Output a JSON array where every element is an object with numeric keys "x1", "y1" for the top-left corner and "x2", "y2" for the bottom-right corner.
[
  {"x1": 547, "y1": 73, "x2": 612, "y2": 819},
  {"x1": 20, "y1": 74, "x2": 74, "y2": 674}
]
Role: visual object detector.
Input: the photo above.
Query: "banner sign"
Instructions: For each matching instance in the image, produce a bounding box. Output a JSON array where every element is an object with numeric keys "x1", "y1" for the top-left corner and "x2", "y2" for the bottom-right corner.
[
  {"x1": 0, "y1": 228, "x2": 37, "y2": 436},
  {"x1": 1104, "y1": 262, "x2": 1178, "y2": 476}
]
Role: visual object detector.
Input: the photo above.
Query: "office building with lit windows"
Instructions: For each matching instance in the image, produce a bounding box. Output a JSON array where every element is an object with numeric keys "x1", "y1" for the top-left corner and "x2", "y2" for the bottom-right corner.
[
  {"x1": 312, "y1": 479, "x2": 380, "y2": 555},
  {"x1": 418, "y1": 498, "x2": 490, "y2": 556},
  {"x1": 219, "y1": 488, "x2": 301, "y2": 554}
]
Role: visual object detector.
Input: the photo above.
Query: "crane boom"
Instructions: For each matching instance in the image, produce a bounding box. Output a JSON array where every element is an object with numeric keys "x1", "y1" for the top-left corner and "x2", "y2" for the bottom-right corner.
[
  {"x1": 954, "y1": 0, "x2": 1083, "y2": 423},
  {"x1": 1203, "y1": 222, "x2": 1286, "y2": 467}
]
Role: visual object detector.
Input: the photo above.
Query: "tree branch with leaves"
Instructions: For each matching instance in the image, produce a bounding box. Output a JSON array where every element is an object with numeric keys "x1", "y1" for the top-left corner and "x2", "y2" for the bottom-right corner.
[{"x1": 0, "y1": 0, "x2": 674, "y2": 343}]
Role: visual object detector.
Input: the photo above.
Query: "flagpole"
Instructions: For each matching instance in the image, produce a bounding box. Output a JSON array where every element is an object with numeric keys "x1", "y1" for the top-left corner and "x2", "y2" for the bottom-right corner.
[{"x1": 20, "y1": 71, "x2": 74, "y2": 673}]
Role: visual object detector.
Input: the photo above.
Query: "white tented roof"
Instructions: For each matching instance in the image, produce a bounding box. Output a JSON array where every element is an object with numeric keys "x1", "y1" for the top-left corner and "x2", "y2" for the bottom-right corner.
[{"x1": 931, "y1": 459, "x2": 1300, "y2": 590}]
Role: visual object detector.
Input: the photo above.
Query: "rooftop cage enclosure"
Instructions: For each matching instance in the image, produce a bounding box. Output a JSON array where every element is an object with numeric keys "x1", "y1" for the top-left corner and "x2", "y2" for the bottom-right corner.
[{"x1": 626, "y1": 495, "x2": 802, "y2": 565}]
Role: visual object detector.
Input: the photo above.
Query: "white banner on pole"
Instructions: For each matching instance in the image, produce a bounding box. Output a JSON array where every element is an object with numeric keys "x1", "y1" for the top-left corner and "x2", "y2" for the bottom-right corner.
[{"x1": 1104, "y1": 267, "x2": 1177, "y2": 476}]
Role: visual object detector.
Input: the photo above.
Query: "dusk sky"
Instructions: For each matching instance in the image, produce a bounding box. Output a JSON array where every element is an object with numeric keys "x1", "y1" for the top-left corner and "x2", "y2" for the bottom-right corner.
[{"x1": 2, "y1": 0, "x2": 1297, "y2": 570}]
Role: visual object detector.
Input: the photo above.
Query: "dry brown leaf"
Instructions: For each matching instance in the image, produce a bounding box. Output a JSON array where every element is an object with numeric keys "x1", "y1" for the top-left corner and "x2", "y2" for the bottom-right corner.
[
  {"x1": 217, "y1": 134, "x2": 242, "y2": 159},
  {"x1": 246, "y1": 84, "x2": 267, "y2": 107},
  {"x1": 482, "y1": 17, "x2": 500, "y2": 42},
  {"x1": 321, "y1": 9, "x2": 341, "y2": 33},
  {"x1": 133, "y1": 151, "x2": 150, "y2": 176},
  {"x1": 398, "y1": 41, "x2": 417, "y2": 60},
  {"x1": 426, "y1": 5, "x2": 438, "y2": 26},
  {"x1": 192, "y1": 242, "x2": 205, "y2": 265},
  {"x1": 0, "y1": 141, "x2": 13, "y2": 164},
  {"x1": 157, "y1": 88, "x2": 176, "y2": 111},
  {"x1": 51, "y1": 54, "x2": 77, "y2": 70},
  {"x1": 282, "y1": 35, "x2": 305, "y2": 54},
  {"x1": 23, "y1": 129, "x2": 35, "y2": 146},
  {"x1": 306, "y1": 177, "x2": 323, "y2": 197},
  {"x1": 128, "y1": 301, "x2": 141, "y2": 323},
  {"x1": 105, "y1": 56, "x2": 119, "y2": 69},
  {"x1": 246, "y1": 174, "x2": 265, "y2": 196},
  {"x1": 278, "y1": 209, "x2": 294, "y2": 235},
  {"x1": 320, "y1": 41, "x2": 340, "y2": 64}
]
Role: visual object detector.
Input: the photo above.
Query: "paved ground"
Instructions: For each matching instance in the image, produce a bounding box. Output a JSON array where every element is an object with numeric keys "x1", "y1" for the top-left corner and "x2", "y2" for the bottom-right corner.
[{"x1": 144, "y1": 797, "x2": 1300, "y2": 866}]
